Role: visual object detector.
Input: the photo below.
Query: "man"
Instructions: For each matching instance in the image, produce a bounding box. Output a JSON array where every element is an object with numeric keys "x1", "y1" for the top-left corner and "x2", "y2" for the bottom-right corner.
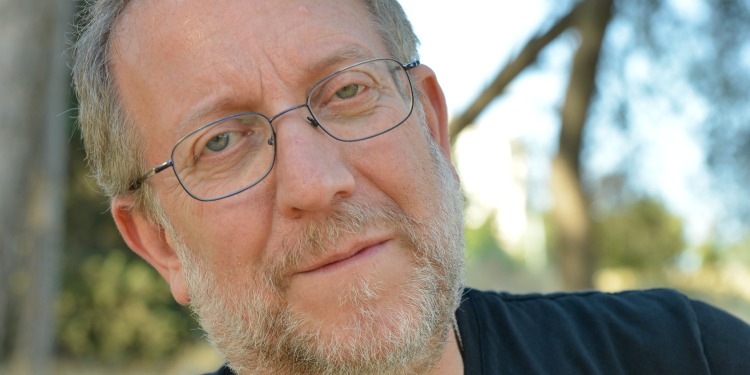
[{"x1": 73, "y1": 0, "x2": 750, "y2": 374}]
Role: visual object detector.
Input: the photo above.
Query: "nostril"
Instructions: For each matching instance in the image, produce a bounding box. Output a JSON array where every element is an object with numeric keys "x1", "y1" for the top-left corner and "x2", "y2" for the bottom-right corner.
[{"x1": 307, "y1": 117, "x2": 320, "y2": 128}]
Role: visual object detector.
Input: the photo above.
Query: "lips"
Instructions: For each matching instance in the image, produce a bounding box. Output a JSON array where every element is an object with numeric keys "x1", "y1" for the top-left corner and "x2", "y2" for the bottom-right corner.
[{"x1": 296, "y1": 237, "x2": 389, "y2": 275}]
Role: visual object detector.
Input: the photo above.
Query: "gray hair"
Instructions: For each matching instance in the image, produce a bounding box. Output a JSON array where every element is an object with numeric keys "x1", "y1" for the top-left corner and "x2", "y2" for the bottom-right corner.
[{"x1": 72, "y1": 0, "x2": 420, "y2": 216}]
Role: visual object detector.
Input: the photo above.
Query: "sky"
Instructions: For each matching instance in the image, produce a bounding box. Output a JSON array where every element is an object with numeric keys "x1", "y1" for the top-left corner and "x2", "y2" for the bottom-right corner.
[
  {"x1": 398, "y1": 1, "x2": 719, "y2": 246},
  {"x1": 398, "y1": 1, "x2": 564, "y2": 233}
]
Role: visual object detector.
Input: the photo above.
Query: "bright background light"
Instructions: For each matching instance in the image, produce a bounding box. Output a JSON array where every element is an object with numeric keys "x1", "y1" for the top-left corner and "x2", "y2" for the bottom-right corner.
[{"x1": 399, "y1": 1, "x2": 716, "y2": 247}]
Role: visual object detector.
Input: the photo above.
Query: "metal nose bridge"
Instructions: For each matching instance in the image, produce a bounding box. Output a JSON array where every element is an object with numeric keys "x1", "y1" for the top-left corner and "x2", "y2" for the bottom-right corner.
[{"x1": 268, "y1": 103, "x2": 316, "y2": 127}]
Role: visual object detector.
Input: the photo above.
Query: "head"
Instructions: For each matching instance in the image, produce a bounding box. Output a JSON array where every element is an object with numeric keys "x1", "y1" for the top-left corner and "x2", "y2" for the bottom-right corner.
[{"x1": 74, "y1": 0, "x2": 465, "y2": 373}]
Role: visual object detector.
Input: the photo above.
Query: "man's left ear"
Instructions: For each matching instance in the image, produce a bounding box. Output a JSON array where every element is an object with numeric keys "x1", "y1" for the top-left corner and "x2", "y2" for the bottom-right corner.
[{"x1": 411, "y1": 64, "x2": 451, "y2": 160}]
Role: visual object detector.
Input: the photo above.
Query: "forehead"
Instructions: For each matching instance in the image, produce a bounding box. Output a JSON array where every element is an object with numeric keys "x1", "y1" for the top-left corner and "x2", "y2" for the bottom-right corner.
[
  {"x1": 112, "y1": 0, "x2": 385, "y2": 86},
  {"x1": 110, "y1": 0, "x2": 388, "y2": 145},
  {"x1": 114, "y1": 0, "x2": 379, "y2": 52}
]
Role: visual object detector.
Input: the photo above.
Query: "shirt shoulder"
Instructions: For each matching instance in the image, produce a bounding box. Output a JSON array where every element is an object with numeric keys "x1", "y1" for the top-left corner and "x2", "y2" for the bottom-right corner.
[
  {"x1": 691, "y1": 298, "x2": 750, "y2": 373},
  {"x1": 457, "y1": 288, "x2": 750, "y2": 375},
  {"x1": 202, "y1": 365, "x2": 234, "y2": 375}
]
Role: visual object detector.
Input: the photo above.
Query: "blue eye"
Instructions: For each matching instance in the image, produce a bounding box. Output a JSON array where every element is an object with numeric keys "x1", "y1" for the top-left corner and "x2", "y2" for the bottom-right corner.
[{"x1": 205, "y1": 132, "x2": 233, "y2": 152}]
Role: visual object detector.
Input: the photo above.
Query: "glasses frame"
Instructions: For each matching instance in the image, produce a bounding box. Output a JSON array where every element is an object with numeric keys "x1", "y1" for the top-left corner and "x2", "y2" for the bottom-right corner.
[{"x1": 128, "y1": 58, "x2": 420, "y2": 201}]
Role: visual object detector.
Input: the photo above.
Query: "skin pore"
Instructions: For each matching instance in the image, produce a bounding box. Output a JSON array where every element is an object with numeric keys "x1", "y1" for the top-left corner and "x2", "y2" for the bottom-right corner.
[{"x1": 109, "y1": 0, "x2": 465, "y2": 373}]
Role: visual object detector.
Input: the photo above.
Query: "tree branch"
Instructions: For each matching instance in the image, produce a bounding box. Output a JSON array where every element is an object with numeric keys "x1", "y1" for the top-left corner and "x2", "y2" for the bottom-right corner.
[{"x1": 448, "y1": 1, "x2": 585, "y2": 143}]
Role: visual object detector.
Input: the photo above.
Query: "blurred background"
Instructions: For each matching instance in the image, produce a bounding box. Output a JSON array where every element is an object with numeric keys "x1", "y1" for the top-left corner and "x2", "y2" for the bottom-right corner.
[{"x1": 1, "y1": 0, "x2": 749, "y2": 373}]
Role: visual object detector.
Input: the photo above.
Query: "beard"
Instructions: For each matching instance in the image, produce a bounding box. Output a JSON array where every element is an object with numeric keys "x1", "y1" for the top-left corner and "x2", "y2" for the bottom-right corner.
[{"x1": 167, "y1": 134, "x2": 465, "y2": 375}]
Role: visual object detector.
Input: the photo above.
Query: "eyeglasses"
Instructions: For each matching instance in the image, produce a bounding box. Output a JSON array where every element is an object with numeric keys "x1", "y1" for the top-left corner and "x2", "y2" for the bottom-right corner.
[{"x1": 129, "y1": 58, "x2": 419, "y2": 201}]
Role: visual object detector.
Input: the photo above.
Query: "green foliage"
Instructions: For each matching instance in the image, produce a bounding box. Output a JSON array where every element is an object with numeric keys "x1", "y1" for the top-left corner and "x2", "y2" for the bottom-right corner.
[
  {"x1": 465, "y1": 214, "x2": 517, "y2": 267},
  {"x1": 465, "y1": 215, "x2": 501, "y2": 260},
  {"x1": 695, "y1": 231, "x2": 750, "y2": 267},
  {"x1": 592, "y1": 198, "x2": 684, "y2": 270},
  {"x1": 57, "y1": 251, "x2": 198, "y2": 361}
]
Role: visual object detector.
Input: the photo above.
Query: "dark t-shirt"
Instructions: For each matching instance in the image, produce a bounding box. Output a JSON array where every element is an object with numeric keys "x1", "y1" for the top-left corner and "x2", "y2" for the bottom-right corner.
[
  {"x1": 206, "y1": 288, "x2": 750, "y2": 374},
  {"x1": 457, "y1": 288, "x2": 750, "y2": 374}
]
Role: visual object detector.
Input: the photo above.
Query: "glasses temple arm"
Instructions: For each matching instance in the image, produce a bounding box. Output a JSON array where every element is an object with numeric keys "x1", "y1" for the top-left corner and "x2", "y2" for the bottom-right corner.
[
  {"x1": 129, "y1": 160, "x2": 174, "y2": 191},
  {"x1": 403, "y1": 60, "x2": 420, "y2": 70}
]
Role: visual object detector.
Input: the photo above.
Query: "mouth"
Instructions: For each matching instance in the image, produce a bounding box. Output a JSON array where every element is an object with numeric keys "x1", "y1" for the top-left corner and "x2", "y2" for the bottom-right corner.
[{"x1": 297, "y1": 239, "x2": 390, "y2": 276}]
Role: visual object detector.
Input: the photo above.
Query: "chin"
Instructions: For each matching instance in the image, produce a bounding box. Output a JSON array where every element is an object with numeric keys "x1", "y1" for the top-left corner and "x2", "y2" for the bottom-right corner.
[{"x1": 267, "y1": 260, "x2": 456, "y2": 374}]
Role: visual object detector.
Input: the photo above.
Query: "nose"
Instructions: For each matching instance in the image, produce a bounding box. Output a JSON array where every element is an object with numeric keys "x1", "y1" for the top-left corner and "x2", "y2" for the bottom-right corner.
[{"x1": 272, "y1": 111, "x2": 355, "y2": 216}]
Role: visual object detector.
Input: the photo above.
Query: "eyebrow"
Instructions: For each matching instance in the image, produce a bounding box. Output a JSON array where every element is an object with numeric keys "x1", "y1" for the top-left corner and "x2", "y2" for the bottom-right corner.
[
  {"x1": 176, "y1": 44, "x2": 376, "y2": 137},
  {"x1": 304, "y1": 45, "x2": 375, "y2": 81},
  {"x1": 175, "y1": 96, "x2": 234, "y2": 139}
]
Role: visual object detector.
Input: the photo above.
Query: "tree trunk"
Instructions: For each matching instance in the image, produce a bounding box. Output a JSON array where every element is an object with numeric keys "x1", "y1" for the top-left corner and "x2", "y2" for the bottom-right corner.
[
  {"x1": 0, "y1": 0, "x2": 74, "y2": 370},
  {"x1": 552, "y1": 0, "x2": 612, "y2": 290}
]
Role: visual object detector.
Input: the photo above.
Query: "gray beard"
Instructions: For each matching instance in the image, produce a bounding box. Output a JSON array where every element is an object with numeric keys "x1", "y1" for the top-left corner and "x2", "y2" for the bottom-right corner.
[{"x1": 170, "y1": 138, "x2": 465, "y2": 375}]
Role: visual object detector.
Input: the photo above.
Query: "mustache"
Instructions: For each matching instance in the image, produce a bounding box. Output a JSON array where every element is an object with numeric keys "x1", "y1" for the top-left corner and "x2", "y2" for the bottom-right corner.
[{"x1": 267, "y1": 201, "x2": 419, "y2": 290}]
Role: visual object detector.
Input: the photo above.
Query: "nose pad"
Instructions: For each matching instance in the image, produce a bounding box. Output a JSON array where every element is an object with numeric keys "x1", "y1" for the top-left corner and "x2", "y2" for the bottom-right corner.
[{"x1": 307, "y1": 116, "x2": 320, "y2": 128}]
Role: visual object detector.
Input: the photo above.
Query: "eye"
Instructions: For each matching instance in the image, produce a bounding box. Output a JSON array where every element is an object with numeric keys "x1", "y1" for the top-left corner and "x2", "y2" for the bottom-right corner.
[
  {"x1": 335, "y1": 84, "x2": 364, "y2": 100},
  {"x1": 205, "y1": 132, "x2": 236, "y2": 152},
  {"x1": 313, "y1": 69, "x2": 375, "y2": 106}
]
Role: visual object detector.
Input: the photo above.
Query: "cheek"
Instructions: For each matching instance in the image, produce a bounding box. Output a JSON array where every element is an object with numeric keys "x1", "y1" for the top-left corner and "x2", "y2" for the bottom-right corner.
[
  {"x1": 166, "y1": 193, "x2": 274, "y2": 280},
  {"x1": 351, "y1": 124, "x2": 438, "y2": 218}
]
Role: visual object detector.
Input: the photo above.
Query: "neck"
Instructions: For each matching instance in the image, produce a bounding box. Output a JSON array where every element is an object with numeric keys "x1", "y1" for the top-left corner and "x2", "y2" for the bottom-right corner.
[{"x1": 426, "y1": 327, "x2": 464, "y2": 374}]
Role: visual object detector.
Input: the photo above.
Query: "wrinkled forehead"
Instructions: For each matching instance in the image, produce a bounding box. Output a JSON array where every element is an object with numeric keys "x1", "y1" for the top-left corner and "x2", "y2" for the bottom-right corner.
[
  {"x1": 111, "y1": 0, "x2": 384, "y2": 67},
  {"x1": 109, "y1": 0, "x2": 389, "y2": 147}
]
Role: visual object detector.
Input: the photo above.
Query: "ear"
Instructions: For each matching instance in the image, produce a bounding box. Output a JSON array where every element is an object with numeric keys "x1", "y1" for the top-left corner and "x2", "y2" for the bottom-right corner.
[
  {"x1": 411, "y1": 64, "x2": 451, "y2": 161},
  {"x1": 111, "y1": 196, "x2": 191, "y2": 305}
]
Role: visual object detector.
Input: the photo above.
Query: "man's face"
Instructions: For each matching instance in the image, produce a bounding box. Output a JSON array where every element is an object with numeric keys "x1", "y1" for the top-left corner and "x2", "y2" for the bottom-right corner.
[{"x1": 111, "y1": 0, "x2": 464, "y2": 373}]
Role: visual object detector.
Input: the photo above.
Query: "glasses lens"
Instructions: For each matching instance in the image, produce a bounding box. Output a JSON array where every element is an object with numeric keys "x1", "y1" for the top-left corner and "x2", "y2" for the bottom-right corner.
[
  {"x1": 308, "y1": 59, "x2": 414, "y2": 141},
  {"x1": 172, "y1": 114, "x2": 275, "y2": 200}
]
